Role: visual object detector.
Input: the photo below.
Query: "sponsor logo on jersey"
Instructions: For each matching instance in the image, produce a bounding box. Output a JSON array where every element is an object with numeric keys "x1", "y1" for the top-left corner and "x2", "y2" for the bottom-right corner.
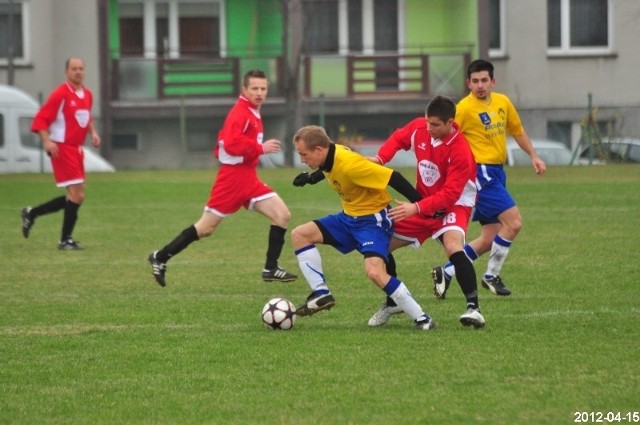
[
  {"x1": 75, "y1": 109, "x2": 90, "y2": 128},
  {"x1": 479, "y1": 112, "x2": 491, "y2": 125},
  {"x1": 418, "y1": 159, "x2": 441, "y2": 187}
]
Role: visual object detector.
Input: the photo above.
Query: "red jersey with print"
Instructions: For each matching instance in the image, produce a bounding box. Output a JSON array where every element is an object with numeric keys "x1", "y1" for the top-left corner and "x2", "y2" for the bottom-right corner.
[
  {"x1": 215, "y1": 95, "x2": 264, "y2": 168},
  {"x1": 31, "y1": 82, "x2": 93, "y2": 147},
  {"x1": 206, "y1": 95, "x2": 273, "y2": 215},
  {"x1": 376, "y1": 117, "x2": 477, "y2": 216}
]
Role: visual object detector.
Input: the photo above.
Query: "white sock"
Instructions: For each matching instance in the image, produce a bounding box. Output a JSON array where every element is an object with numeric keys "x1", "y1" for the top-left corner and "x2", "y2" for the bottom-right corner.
[
  {"x1": 386, "y1": 278, "x2": 424, "y2": 321},
  {"x1": 485, "y1": 236, "x2": 512, "y2": 277},
  {"x1": 295, "y1": 245, "x2": 329, "y2": 293}
]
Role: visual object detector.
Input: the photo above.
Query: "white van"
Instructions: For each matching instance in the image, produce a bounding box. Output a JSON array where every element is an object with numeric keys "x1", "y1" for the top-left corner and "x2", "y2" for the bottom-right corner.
[{"x1": 0, "y1": 84, "x2": 115, "y2": 174}]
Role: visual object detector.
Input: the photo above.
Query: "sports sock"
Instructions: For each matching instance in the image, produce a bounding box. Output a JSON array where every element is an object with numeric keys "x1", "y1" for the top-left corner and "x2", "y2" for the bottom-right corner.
[
  {"x1": 264, "y1": 225, "x2": 286, "y2": 270},
  {"x1": 61, "y1": 200, "x2": 80, "y2": 241},
  {"x1": 383, "y1": 277, "x2": 424, "y2": 320},
  {"x1": 385, "y1": 253, "x2": 398, "y2": 307},
  {"x1": 295, "y1": 245, "x2": 329, "y2": 293},
  {"x1": 31, "y1": 196, "x2": 66, "y2": 218},
  {"x1": 156, "y1": 225, "x2": 199, "y2": 263},
  {"x1": 444, "y1": 244, "x2": 478, "y2": 278},
  {"x1": 449, "y1": 251, "x2": 479, "y2": 310},
  {"x1": 485, "y1": 236, "x2": 512, "y2": 278}
]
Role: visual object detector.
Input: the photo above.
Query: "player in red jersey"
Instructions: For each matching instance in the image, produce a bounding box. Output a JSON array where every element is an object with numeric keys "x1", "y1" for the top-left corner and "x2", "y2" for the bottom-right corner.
[
  {"x1": 21, "y1": 57, "x2": 101, "y2": 250},
  {"x1": 367, "y1": 96, "x2": 486, "y2": 328},
  {"x1": 147, "y1": 70, "x2": 297, "y2": 287}
]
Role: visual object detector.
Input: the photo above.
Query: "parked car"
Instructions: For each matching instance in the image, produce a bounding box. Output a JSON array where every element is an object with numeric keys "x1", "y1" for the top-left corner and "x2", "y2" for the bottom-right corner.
[
  {"x1": 579, "y1": 137, "x2": 640, "y2": 163},
  {"x1": 0, "y1": 84, "x2": 115, "y2": 174},
  {"x1": 507, "y1": 138, "x2": 591, "y2": 166}
]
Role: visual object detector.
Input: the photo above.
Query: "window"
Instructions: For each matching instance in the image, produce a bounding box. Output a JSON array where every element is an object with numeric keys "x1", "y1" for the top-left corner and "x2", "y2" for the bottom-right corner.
[
  {"x1": 0, "y1": 0, "x2": 29, "y2": 64},
  {"x1": 118, "y1": 0, "x2": 224, "y2": 58},
  {"x1": 488, "y1": 0, "x2": 506, "y2": 58},
  {"x1": 302, "y1": 0, "x2": 398, "y2": 55},
  {"x1": 547, "y1": 0, "x2": 611, "y2": 55},
  {"x1": 19, "y1": 116, "x2": 39, "y2": 148},
  {"x1": 112, "y1": 134, "x2": 140, "y2": 151},
  {"x1": 302, "y1": 0, "x2": 339, "y2": 53}
]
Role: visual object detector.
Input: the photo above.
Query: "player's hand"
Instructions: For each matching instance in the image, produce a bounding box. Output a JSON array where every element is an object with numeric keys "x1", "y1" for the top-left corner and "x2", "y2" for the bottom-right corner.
[
  {"x1": 91, "y1": 132, "x2": 101, "y2": 148},
  {"x1": 388, "y1": 200, "x2": 418, "y2": 221},
  {"x1": 262, "y1": 139, "x2": 282, "y2": 154},
  {"x1": 293, "y1": 172, "x2": 312, "y2": 187},
  {"x1": 532, "y1": 156, "x2": 547, "y2": 175},
  {"x1": 43, "y1": 139, "x2": 59, "y2": 158}
]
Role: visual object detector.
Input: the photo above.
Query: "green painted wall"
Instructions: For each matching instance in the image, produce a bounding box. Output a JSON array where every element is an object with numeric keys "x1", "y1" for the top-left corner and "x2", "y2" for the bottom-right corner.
[
  {"x1": 226, "y1": 0, "x2": 281, "y2": 56},
  {"x1": 404, "y1": 0, "x2": 477, "y2": 55}
]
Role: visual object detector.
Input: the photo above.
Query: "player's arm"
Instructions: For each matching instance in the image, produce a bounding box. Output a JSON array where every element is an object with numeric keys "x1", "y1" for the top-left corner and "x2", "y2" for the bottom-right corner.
[
  {"x1": 388, "y1": 170, "x2": 421, "y2": 202},
  {"x1": 221, "y1": 115, "x2": 263, "y2": 160},
  {"x1": 513, "y1": 131, "x2": 546, "y2": 175},
  {"x1": 376, "y1": 118, "x2": 421, "y2": 164},
  {"x1": 293, "y1": 169, "x2": 325, "y2": 187}
]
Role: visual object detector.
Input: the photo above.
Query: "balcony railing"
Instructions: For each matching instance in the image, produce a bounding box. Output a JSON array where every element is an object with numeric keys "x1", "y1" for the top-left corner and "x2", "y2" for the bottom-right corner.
[
  {"x1": 110, "y1": 56, "x2": 283, "y2": 101},
  {"x1": 304, "y1": 52, "x2": 471, "y2": 98},
  {"x1": 109, "y1": 52, "x2": 470, "y2": 102}
]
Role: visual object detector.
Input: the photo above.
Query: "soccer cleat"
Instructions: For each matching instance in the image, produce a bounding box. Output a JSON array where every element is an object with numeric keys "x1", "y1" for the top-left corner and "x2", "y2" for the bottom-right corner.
[
  {"x1": 431, "y1": 266, "x2": 451, "y2": 300},
  {"x1": 57, "y1": 238, "x2": 84, "y2": 251},
  {"x1": 262, "y1": 267, "x2": 298, "y2": 282},
  {"x1": 481, "y1": 275, "x2": 512, "y2": 296},
  {"x1": 414, "y1": 314, "x2": 436, "y2": 330},
  {"x1": 459, "y1": 308, "x2": 486, "y2": 329},
  {"x1": 21, "y1": 207, "x2": 34, "y2": 239},
  {"x1": 148, "y1": 251, "x2": 167, "y2": 287},
  {"x1": 295, "y1": 291, "x2": 335, "y2": 316},
  {"x1": 367, "y1": 301, "x2": 403, "y2": 327}
]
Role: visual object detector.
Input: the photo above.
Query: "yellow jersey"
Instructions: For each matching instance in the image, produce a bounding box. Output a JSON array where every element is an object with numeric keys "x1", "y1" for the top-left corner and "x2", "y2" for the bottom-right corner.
[
  {"x1": 323, "y1": 144, "x2": 393, "y2": 217},
  {"x1": 456, "y1": 92, "x2": 525, "y2": 164}
]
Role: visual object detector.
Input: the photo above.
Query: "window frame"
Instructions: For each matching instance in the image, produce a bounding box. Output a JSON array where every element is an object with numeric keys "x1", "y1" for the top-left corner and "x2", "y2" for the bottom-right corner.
[
  {"x1": 304, "y1": 0, "x2": 402, "y2": 56},
  {"x1": 0, "y1": 0, "x2": 31, "y2": 65},
  {"x1": 488, "y1": 0, "x2": 506, "y2": 59},
  {"x1": 547, "y1": 0, "x2": 613, "y2": 57},
  {"x1": 117, "y1": 0, "x2": 226, "y2": 59}
]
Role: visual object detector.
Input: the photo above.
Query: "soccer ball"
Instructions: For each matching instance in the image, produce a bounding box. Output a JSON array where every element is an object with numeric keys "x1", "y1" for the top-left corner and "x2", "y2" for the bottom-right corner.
[{"x1": 261, "y1": 297, "x2": 297, "y2": 330}]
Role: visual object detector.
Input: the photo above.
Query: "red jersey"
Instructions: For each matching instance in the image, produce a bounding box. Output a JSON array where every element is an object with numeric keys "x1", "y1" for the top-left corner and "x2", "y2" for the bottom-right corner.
[
  {"x1": 215, "y1": 95, "x2": 264, "y2": 168},
  {"x1": 206, "y1": 95, "x2": 275, "y2": 215},
  {"x1": 376, "y1": 117, "x2": 477, "y2": 216},
  {"x1": 31, "y1": 82, "x2": 93, "y2": 147}
]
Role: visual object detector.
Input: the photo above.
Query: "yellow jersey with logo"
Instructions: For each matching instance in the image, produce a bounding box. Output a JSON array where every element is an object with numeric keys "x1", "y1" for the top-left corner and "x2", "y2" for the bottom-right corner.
[
  {"x1": 324, "y1": 144, "x2": 393, "y2": 217},
  {"x1": 456, "y1": 92, "x2": 525, "y2": 164}
]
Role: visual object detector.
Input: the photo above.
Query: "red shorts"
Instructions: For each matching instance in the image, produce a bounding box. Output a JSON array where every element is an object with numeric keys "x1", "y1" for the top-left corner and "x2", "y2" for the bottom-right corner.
[
  {"x1": 393, "y1": 205, "x2": 472, "y2": 248},
  {"x1": 205, "y1": 166, "x2": 275, "y2": 216},
  {"x1": 51, "y1": 143, "x2": 85, "y2": 187}
]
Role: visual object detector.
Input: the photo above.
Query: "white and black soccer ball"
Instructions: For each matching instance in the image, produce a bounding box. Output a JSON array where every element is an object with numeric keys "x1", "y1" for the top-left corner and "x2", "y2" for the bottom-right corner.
[{"x1": 261, "y1": 297, "x2": 297, "y2": 330}]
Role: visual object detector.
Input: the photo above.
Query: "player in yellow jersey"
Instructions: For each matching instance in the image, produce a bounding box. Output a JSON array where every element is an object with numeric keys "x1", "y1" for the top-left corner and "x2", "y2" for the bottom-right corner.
[
  {"x1": 291, "y1": 125, "x2": 436, "y2": 330},
  {"x1": 432, "y1": 60, "x2": 546, "y2": 297}
]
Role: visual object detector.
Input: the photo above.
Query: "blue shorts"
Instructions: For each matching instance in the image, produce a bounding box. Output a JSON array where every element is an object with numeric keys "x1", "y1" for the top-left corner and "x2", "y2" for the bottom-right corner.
[
  {"x1": 473, "y1": 164, "x2": 516, "y2": 224},
  {"x1": 315, "y1": 208, "x2": 393, "y2": 260}
]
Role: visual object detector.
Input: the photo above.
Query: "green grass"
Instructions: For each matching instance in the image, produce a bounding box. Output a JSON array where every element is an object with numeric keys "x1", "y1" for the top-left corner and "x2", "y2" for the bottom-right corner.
[{"x1": 1, "y1": 165, "x2": 639, "y2": 424}]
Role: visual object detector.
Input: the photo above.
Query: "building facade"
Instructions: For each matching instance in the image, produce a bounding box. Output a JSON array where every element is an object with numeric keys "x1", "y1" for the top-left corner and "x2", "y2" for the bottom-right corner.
[{"x1": 1, "y1": 0, "x2": 637, "y2": 170}]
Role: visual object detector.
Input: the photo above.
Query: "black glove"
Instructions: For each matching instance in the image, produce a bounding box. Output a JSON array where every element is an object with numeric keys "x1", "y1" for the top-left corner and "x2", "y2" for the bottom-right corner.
[
  {"x1": 293, "y1": 170, "x2": 325, "y2": 187},
  {"x1": 293, "y1": 172, "x2": 312, "y2": 187}
]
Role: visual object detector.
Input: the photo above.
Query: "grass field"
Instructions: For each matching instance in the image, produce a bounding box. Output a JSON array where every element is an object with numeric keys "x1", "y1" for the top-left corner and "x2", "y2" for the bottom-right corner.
[{"x1": 1, "y1": 165, "x2": 639, "y2": 424}]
